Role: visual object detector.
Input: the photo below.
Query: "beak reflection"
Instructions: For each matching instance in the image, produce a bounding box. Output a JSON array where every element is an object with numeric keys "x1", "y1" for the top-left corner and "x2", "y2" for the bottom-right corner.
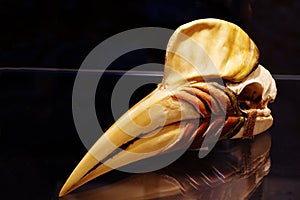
[{"x1": 60, "y1": 132, "x2": 271, "y2": 200}]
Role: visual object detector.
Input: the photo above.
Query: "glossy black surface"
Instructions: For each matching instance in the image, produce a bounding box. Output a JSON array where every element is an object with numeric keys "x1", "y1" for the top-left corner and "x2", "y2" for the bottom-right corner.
[
  {"x1": 60, "y1": 132, "x2": 272, "y2": 200},
  {"x1": 0, "y1": 72, "x2": 299, "y2": 200},
  {"x1": 1, "y1": 1, "x2": 299, "y2": 200}
]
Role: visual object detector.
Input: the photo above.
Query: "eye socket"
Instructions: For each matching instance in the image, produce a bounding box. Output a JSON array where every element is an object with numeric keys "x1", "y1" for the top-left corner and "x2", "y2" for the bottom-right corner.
[
  {"x1": 238, "y1": 82, "x2": 263, "y2": 109},
  {"x1": 239, "y1": 101, "x2": 250, "y2": 110}
]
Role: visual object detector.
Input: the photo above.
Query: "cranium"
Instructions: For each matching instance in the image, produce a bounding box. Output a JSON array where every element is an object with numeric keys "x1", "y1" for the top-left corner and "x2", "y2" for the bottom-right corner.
[{"x1": 59, "y1": 18, "x2": 276, "y2": 196}]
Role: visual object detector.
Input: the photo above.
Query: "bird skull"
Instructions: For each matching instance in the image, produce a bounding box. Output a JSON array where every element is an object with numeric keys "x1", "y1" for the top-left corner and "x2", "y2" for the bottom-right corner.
[{"x1": 59, "y1": 18, "x2": 276, "y2": 196}]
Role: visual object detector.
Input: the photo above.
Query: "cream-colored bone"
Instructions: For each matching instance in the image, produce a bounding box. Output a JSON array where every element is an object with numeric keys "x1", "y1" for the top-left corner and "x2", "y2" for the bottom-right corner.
[
  {"x1": 59, "y1": 19, "x2": 275, "y2": 197},
  {"x1": 164, "y1": 18, "x2": 259, "y2": 88},
  {"x1": 227, "y1": 65, "x2": 277, "y2": 138}
]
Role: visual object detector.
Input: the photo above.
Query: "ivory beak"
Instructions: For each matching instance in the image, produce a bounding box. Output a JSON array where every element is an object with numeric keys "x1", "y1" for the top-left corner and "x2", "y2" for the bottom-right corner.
[
  {"x1": 59, "y1": 86, "x2": 201, "y2": 196},
  {"x1": 59, "y1": 18, "x2": 276, "y2": 197}
]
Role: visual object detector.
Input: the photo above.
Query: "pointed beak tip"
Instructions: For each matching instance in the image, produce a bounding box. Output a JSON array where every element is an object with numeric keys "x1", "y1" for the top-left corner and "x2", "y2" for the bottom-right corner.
[
  {"x1": 59, "y1": 181, "x2": 77, "y2": 197},
  {"x1": 58, "y1": 88, "x2": 186, "y2": 195},
  {"x1": 58, "y1": 190, "x2": 66, "y2": 198},
  {"x1": 58, "y1": 185, "x2": 69, "y2": 197}
]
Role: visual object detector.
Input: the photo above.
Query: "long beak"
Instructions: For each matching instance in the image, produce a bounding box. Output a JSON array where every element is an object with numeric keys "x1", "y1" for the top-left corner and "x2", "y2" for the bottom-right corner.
[
  {"x1": 59, "y1": 18, "x2": 270, "y2": 197},
  {"x1": 59, "y1": 85, "x2": 201, "y2": 196}
]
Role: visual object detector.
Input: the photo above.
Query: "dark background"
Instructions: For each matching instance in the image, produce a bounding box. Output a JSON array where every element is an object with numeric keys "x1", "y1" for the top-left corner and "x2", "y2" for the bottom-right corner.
[{"x1": 0, "y1": 0, "x2": 299, "y2": 199}]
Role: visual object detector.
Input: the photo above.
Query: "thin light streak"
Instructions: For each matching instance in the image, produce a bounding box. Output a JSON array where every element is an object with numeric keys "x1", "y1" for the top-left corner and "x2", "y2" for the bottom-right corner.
[
  {"x1": 0, "y1": 67, "x2": 163, "y2": 76},
  {"x1": 1, "y1": 67, "x2": 299, "y2": 81},
  {"x1": 272, "y1": 74, "x2": 300, "y2": 81}
]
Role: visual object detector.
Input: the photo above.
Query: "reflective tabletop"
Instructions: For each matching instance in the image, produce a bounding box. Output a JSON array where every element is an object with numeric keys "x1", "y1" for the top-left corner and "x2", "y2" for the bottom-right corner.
[
  {"x1": 0, "y1": 72, "x2": 299, "y2": 200},
  {"x1": 0, "y1": 1, "x2": 299, "y2": 200},
  {"x1": 61, "y1": 132, "x2": 272, "y2": 200}
]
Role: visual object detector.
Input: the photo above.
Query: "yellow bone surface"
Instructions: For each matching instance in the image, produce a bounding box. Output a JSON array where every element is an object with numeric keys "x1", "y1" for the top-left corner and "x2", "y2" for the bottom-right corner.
[
  {"x1": 59, "y1": 19, "x2": 271, "y2": 197},
  {"x1": 164, "y1": 18, "x2": 259, "y2": 88}
]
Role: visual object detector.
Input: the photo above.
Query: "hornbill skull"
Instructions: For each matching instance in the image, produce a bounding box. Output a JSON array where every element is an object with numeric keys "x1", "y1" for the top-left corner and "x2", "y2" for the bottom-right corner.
[{"x1": 59, "y1": 18, "x2": 276, "y2": 196}]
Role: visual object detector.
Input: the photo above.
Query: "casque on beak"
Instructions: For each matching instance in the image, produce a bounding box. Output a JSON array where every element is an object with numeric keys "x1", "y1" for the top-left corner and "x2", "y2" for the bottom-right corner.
[{"x1": 59, "y1": 18, "x2": 276, "y2": 197}]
